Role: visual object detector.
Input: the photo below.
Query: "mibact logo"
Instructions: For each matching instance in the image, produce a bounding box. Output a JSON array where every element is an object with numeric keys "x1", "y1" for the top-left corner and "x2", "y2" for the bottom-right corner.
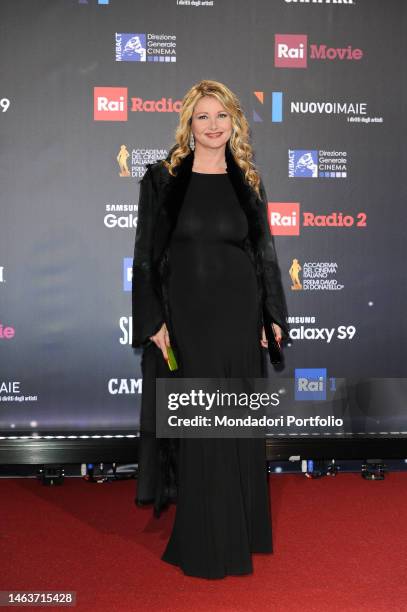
[
  {"x1": 275, "y1": 34, "x2": 363, "y2": 68},
  {"x1": 295, "y1": 368, "x2": 328, "y2": 400},
  {"x1": 115, "y1": 34, "x2": 147, "y2": 61},
  {"x1": 289, "y1": 150, "x2": 318, "y2": 177},
  {"x1": 289, "y1": 150, "x2": 348, "y2": 178},
  {"x1": 115, "y1": 33, "x2": 177, "y2": 62}
]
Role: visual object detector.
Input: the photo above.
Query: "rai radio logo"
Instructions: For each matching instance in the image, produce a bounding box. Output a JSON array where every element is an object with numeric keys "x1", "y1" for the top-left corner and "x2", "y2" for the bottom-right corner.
[
  {"x1": 94, "y1": 87, "x2": 128, "y2": 121},
  {"x1": 268, "y1": 202, "x2": 300, "y2": 236}
]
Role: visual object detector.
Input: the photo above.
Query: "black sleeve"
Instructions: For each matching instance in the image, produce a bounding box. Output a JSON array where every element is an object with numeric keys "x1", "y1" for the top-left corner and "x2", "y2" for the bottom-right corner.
[
  {"x1": 131, "y1": 166, "x2": 165, "y2": 348},
  {"x1": 258, "y1": 177, "x2": 291, "y2": 343}
]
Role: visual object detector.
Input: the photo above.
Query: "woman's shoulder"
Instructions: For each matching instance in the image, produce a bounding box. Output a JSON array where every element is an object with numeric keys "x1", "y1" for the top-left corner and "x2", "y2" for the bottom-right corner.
[{"x1": 141, "y1": 159, "x2": 168, "y2": 186}]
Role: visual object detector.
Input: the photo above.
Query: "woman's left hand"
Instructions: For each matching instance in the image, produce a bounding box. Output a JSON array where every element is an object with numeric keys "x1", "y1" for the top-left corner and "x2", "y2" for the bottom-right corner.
[{"x1": 260, "y1": 323, "x2": 283, "y2": 348}]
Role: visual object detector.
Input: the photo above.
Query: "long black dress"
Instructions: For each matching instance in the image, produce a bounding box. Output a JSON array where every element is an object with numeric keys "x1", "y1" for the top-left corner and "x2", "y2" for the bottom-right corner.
[{"x1": 160, "y1": 171, "x2": 272, "y2": 579}]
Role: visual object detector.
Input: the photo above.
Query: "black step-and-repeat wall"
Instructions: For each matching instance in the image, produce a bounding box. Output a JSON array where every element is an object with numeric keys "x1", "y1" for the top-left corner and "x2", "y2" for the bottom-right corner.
[{"x1": 1, "y1": 0, "x2": 406, "y2": 438}]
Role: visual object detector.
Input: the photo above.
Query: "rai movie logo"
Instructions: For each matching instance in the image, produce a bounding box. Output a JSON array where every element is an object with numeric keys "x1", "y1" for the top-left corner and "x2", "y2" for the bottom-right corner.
[{"x1": 275, "y1": 34, "x2": 308, "y2": 68}]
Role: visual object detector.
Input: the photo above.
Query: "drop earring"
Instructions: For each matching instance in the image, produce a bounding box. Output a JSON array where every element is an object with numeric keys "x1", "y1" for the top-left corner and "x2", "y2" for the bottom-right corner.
[{"x1": 189, "y1": 132, "x2": 195, "y2": 150}]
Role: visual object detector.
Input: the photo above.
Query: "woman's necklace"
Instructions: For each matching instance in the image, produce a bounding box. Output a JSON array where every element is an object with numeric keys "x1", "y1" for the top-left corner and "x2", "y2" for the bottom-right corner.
[{"x1": 192, "y1": 162, "x2": 227, "y2": 174}]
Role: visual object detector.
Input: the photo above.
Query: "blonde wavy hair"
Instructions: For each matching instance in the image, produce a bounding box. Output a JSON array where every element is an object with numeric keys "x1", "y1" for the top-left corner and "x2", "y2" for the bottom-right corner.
[{"x1": 163, "y1": 79, "x2": 262, "y2": 197}]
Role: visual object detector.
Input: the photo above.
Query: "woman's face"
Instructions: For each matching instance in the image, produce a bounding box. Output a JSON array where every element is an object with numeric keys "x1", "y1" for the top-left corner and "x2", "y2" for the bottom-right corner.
[{"x1": 190, "y1": 95, "x2": 233, "y2": 150}]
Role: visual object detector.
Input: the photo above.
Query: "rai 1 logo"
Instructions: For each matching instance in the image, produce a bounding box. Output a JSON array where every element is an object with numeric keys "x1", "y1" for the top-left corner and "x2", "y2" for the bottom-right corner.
[
  {"x1": 295, "y1": 368, "x2": 336, "y2": 400},
  {"x1": 123, "y1": 258, "x2": 132, "y2": 291}
]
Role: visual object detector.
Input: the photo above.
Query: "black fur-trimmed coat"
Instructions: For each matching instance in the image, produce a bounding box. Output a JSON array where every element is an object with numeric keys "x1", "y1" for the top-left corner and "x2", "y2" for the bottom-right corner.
[{"x1": 131, "y1": 141, "x2": 290, "y2": 517}]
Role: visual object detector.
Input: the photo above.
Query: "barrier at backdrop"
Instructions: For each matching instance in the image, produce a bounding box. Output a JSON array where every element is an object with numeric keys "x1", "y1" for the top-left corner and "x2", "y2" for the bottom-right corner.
[{"x1": 0, "y1": 0, "x2": 406, "y2": 438}]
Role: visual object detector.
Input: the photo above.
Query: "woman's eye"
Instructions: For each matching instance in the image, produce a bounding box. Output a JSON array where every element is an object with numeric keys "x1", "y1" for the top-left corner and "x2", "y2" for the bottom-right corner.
[{"x1": 198, "y1": 113, "x2": 228, "y2": 119}]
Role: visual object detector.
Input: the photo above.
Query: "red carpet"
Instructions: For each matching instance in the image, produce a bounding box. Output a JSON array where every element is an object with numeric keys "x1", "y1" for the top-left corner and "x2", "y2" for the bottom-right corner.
[{"x1": 1, "y1": 473, "x2": 407, "y2": 611}]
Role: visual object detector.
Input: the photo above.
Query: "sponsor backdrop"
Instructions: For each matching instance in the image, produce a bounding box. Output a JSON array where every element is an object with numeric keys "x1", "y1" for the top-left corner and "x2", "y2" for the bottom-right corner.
[{"x1": 0, "y1": 0, "x2": 405, "y2": 438}]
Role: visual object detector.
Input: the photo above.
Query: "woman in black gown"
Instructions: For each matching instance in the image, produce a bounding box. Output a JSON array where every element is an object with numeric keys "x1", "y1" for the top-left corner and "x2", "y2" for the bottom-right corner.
[{"x1": 131, "y1": 80, "x2": 289, "y2": 579}]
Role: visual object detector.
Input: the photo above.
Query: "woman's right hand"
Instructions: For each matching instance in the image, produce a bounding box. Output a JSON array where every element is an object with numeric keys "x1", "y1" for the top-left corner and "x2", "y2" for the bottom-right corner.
[{"x1": 149, "y1": 322, "x2": 171, "y2": 361}]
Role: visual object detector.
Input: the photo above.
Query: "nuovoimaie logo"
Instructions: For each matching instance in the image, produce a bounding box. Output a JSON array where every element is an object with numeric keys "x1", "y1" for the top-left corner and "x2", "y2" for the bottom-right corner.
[
  {"x1": 252, "y1": 91, "x2": 283, "y2": 123},
  {"x1": 295, "y1": 368, "x2": 328, "y2": 400}
]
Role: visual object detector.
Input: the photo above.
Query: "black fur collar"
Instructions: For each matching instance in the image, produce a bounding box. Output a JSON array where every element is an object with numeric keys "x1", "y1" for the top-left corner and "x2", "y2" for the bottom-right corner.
[{"x1": 152, "y1": 141, "x2": 265, "y2": 262}]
